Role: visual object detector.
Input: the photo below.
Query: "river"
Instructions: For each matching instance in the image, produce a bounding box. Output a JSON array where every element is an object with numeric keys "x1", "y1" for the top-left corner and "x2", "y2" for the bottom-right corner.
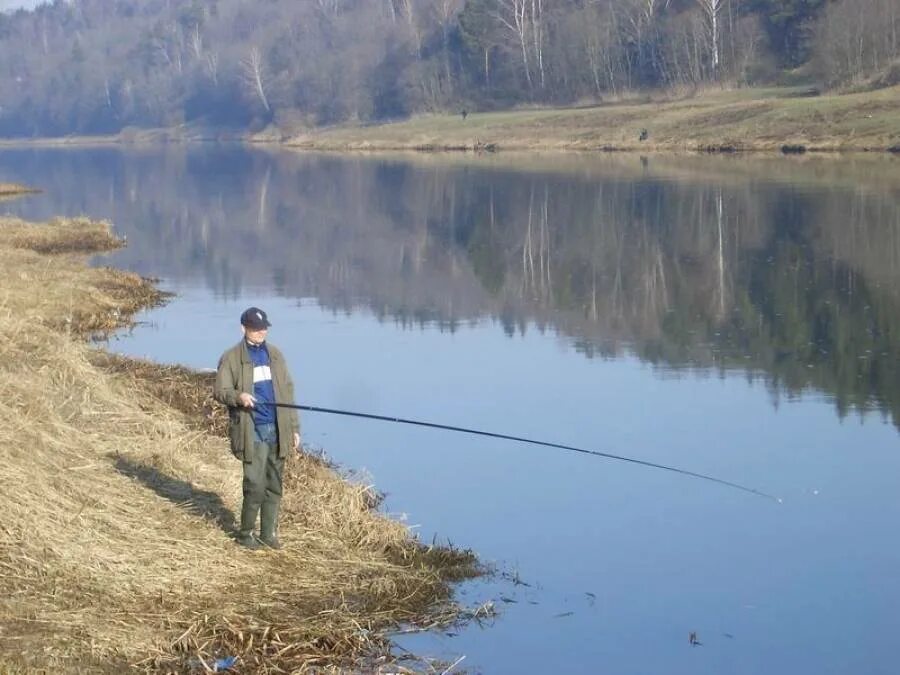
[{"x1": 3, "y1": 147, "x2": 900, "y2": 674}]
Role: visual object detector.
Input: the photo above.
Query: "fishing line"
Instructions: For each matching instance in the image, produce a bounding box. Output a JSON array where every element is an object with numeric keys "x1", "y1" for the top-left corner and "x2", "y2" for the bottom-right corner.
[{"x1": 266, "y1": 402, "x2": 781, "y2": 502}]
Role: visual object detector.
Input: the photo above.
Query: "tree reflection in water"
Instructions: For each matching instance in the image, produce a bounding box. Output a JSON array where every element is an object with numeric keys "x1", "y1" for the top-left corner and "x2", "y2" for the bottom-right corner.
[{"x1": 6, "y1": 148, "x2": 900, "y2": 428}]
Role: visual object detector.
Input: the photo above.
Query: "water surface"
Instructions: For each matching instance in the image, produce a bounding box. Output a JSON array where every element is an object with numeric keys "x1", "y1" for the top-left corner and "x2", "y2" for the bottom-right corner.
[{"x1": 3, "y1": 148, "x2": 900, "y2": 674}]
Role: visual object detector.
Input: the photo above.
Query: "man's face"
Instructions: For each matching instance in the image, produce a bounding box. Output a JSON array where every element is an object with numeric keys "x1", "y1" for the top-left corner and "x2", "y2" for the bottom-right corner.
[{"x1": 243, "y1": 326, "x2": 268, "y2": 345}]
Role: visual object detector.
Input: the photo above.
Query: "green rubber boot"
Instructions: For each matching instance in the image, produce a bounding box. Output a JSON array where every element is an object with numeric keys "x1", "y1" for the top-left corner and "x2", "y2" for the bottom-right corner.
[
  {"x1": 236, "y1": 532, "x2": 261, "y2": 550},
  {"x1": 237, "y1": 499, "x2": 261, "y2": 549},
  {"x1": 259, "y1": 499, "x2": 282, "y2": 550}
]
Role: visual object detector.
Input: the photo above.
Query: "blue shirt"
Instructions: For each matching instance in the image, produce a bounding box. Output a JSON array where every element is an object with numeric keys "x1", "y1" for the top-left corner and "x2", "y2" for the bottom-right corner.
[{"x1": 246, "y1": 341, "x2": 276, "y2": 426}]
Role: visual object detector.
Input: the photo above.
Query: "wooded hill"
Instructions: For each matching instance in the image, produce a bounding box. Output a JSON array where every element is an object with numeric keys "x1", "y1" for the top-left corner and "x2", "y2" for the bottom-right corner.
[{"x1": 1, "y1": 0, "x2": 898, "y2": 137}]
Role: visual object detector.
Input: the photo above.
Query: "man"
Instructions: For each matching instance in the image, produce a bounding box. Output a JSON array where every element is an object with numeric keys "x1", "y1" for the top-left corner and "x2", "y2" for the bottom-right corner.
[{"x1": 214, "y1": 307, "x2": 300, "y2": 550}]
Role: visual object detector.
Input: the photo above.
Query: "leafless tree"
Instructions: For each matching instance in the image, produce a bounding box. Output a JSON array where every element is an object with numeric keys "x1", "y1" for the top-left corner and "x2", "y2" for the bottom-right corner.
[
  {"x1": 492, "y1": 0, "x2": 534, "y2": 89},
  {"x1": 400, "y1": 0, "x2": 423, "y2": 55},
  {"x1": 435, "y1": 0, "x2": 465, "y2": 89},
  {"x1": 241, "y1": 46, "x2": 271, "y2": 113},
  {"x1": 696, "y1": 0, "x2": 728, "y2": 77},
  {"x1": 189, "y1": 24, "x2": 203, "y2": 60},
  {"x1": 815, "y1": 0, "x2": 900, "y2": 84},
  {"x1": 205, "y1": 52, "x2": 219, "y2": 87},
  {"x1": 531, "y1": 0, "x2": 546, "y2": 89},
  {"x1": 315, "y1": 0, "x2": 343, "y2": 18}
]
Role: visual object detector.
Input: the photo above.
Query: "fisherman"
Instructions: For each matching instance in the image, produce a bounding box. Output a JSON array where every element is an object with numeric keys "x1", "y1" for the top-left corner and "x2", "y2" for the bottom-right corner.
[{"x1": 214, "y1": 307, "x2": 300, "y2": 550}]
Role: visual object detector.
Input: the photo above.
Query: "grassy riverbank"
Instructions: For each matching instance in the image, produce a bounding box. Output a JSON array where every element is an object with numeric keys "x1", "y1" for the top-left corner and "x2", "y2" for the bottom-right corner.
[
  {"x1": 2, "y1": 86, "x2": 898, "y2": 154},
  {"x1": 283, "y1": 86, "x2": 900, "y2": 153},
  {"x1": 0, "y1": 182, "x2": 39, "y2": 195},
  {"x1": 0, "y1": 216, "x2": 480, "y2": 672}
]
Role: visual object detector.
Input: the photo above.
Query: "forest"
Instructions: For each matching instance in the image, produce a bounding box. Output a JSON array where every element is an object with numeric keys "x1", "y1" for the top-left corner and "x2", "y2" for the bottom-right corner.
[{"x1": 0, "y1": 0, "x2": 898, "y2": 136}]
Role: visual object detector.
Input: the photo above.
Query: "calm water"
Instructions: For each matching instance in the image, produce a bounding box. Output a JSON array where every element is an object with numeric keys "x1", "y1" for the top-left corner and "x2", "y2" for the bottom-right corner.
[{"x1": 4, "y1": 148, "x2": 900, "y2": 674}]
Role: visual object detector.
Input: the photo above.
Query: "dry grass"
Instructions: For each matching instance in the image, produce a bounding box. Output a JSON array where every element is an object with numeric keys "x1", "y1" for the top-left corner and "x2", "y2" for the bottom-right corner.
[
  {"x1": 0, "y1": 217, "x2": 167, "y2": 336},
  {"x1": 2, "y1": 216, "x2": 124, "y2": 255},
  {"x1": 285, "y1": 85, "x2": 900, "y2": 153},
  {"x1": 0, "y1": 216, "x2": 480, "y2": 673},
  {"x1": 0, "y1": 182, "x2": 39, "y2": 196}
]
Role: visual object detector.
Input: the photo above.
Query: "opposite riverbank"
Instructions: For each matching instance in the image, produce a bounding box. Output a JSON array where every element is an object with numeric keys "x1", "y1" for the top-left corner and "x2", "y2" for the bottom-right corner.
[
  {"x1": 1, "y1": 86, "x2": 898, "y2": 154},
  {"x1": 0, "y1": 215, "x2": 480, "y2": 672},
  {"x1": 282, "y1": 86, "x2": 900, "y2": 153}
]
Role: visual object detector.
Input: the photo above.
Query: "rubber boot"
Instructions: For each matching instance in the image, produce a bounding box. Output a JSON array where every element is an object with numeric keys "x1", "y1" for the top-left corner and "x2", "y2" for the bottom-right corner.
[
  {"x1": 259, "y1": 499, "x2": 282, "y2": 550},
  {"x1": 237, "y1": 499, "x2": 261, "y2": 550}
]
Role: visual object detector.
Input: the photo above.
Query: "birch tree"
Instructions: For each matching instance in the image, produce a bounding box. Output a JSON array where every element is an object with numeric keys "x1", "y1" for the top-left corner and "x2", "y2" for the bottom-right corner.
[
  {"x1": 492, "y1": 0, "x2": 534, "y2": 90},
  {"x1": 696, "y1": 0, "x2": 728, "y2": 77},
  {"x1": 530, "y1": 0, "x2": 545, "y2": 89},
  {"x1": 241, "y1": 46, "x2": 271, "y2": 113}
]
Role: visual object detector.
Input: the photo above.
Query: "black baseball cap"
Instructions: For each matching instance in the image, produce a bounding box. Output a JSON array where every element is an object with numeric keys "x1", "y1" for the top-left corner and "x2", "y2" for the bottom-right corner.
[{"x1": 240, "y1": 307, "x2": 271, "y2": 330}]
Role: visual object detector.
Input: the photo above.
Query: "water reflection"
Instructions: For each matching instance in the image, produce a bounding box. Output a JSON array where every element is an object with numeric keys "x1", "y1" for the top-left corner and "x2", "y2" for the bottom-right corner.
[{"x1": 4, "y1": 148, "x2": 900, "y2": 428}]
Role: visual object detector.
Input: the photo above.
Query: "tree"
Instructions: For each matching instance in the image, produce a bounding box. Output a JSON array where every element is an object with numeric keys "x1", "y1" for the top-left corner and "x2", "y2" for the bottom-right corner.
[
  {"x1": 459, "y1": 0, "x2": 501, "y2": 86},
  {"x1": 491, "y1": 0, "x2": 534, "y2": 90},
  {"x1": 747, "y1": 0, "x2": 827, "y2": 66},
  {"x1": 241, "y1": 46, "x2": 271, "y2": 113},
  {"x1": 814, "y1": 0, "x2": 900, "y2": 85},
  {"x1": 0, "y1": 0, "x2": 887, "y2": 137},
  {"x1": 696, "y1": 0, "x2": 728, "y2": 77}
]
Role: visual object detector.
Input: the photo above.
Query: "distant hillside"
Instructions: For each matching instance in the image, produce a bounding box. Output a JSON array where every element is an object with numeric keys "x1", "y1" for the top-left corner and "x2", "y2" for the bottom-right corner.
[{"x1": 0, "y1": 0, "x2": 897, "y2": 138}]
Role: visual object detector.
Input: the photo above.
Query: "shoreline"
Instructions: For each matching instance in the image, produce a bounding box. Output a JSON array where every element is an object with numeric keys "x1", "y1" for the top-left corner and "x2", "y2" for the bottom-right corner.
[
  {"x1": 1, "y1": 86, "x2": 898, "y2": 155},
  {"x1": 0, "y1": 214, "x2": 481, "y2": 672},
  {"x1": 0, "y1": 182, "x2": 41, "y2": 195}
]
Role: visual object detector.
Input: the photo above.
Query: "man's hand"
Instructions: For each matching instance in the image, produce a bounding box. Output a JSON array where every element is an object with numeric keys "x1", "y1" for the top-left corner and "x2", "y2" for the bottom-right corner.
[
  {"x1": 237, "y1": 392, "x2": 256, "y2": 408},
  {"x1": 293, "y1": 432, "x2": 301, "y2": 452}
]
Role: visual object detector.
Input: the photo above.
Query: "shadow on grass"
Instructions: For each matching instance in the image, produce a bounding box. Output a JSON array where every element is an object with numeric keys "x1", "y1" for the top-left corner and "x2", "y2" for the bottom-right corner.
[{"x1": 114, "y1": 456, "x2": 237, "y2": 534}]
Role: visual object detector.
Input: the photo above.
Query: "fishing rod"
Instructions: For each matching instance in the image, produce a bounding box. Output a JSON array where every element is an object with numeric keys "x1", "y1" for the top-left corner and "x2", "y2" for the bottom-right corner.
[{"x1": 266, "y1": 402, "x2": 781, "y2": 502}]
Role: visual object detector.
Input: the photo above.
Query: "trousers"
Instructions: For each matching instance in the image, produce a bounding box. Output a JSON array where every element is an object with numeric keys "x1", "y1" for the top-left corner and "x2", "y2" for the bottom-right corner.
[{"x1": 239, "y1": 422, "x2": 284, "y2": 539}]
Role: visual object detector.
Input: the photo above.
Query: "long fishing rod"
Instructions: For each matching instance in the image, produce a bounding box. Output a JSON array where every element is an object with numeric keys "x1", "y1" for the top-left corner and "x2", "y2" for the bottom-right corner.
[{"x1": 267, "y1": 402, "x2": 781, "y2": 502}]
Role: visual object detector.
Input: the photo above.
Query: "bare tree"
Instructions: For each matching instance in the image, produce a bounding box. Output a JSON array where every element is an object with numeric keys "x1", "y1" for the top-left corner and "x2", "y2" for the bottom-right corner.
[
  {"x1": 384, "y1": 0, "x2": 398, "y2": 22},
  {"x1": 696, "y1": 0, "x2": 728, "y2": 77},
  {"x1": 435, "y1": 0, "x2": 464, "y2": 89},
  {"x1": 205, "y1": 51, "x2": 219, "y2": 87},
  {"x1": 189, "y1": 24, "x2": 203, "y2": 60},
  {"x1": 400, "y1": 0, "x2": 423, "y2": 55},
  {"x1": 492, "y1": 0, "x2": 534, "y2": 89},
  {"x1": 315, "y1": 0, "x2": 343, "y2": 17},
  {"x1": 815, "y1": 0, "x2": 900, "y2": 85},
  {"x1": 241, "y1": 46, "x2": 271, "y2": 112},
  {"x1": 530, "y1": 0, "x2": 545, "y2": 89}
]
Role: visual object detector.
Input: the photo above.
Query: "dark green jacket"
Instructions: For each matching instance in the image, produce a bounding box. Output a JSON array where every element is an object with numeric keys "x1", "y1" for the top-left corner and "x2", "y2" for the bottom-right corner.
[{"x1": 214, "y1": 340, "x2": 300, "y2": 461}]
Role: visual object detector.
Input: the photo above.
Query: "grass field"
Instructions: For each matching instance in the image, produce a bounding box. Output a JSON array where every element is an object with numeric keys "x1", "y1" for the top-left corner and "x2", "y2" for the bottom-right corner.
[
  {"x1": 283, "y1": 86, "x2": 900, "y2": 153},
  {"x1": 0, "y1": 216, "x2": 480, "y2": 672}
]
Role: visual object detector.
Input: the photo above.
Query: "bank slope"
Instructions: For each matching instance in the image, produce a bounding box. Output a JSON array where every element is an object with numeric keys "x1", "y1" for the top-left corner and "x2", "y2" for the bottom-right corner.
[{"x1": 0, "y1": 216, "x2": 478, "y2": 673}]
